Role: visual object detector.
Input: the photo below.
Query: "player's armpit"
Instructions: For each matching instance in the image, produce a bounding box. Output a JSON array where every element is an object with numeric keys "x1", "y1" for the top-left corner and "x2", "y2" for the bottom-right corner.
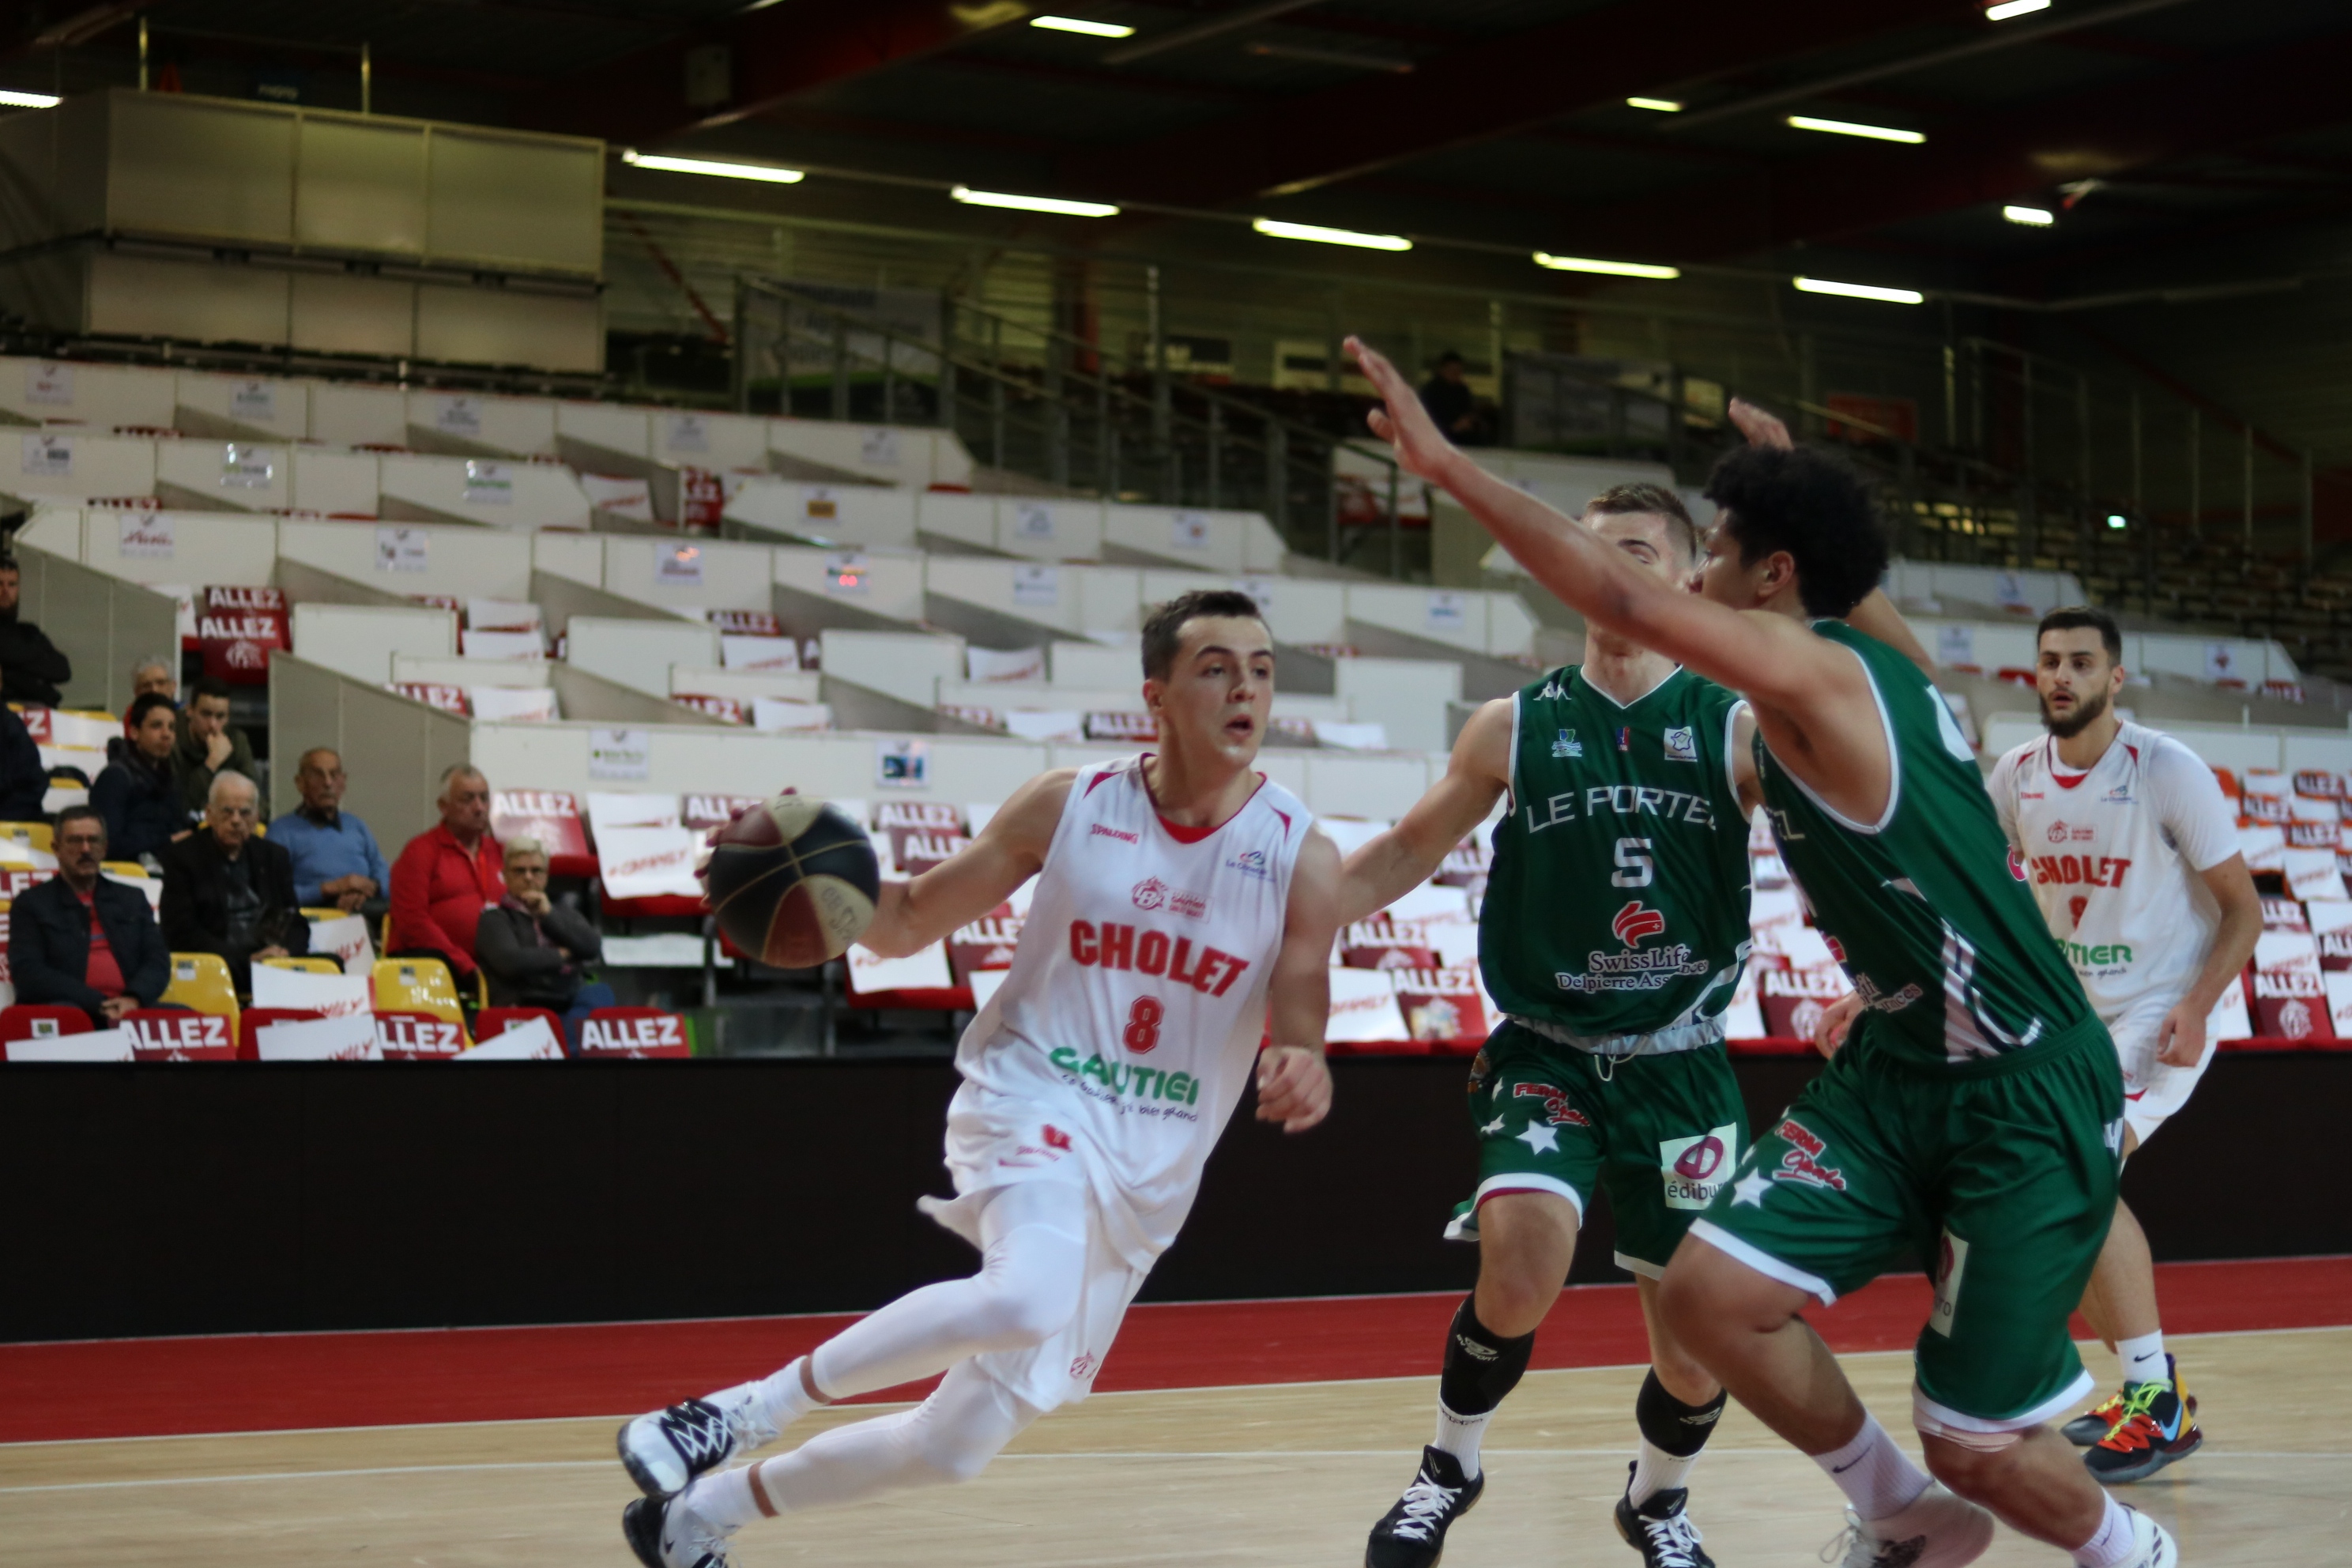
[
  {"x1": 1340, "y1": 699, "x2": 1509, "y2": 924},
  {"x1": 1843, "y1": 587, "x2": 1938, "y2": 681},
  {"x1": 1268, "y1": 827, "x2": 1342, "y2": 1061},
  {"x1": 861, "y1": 770, "x2": 1075, "y2": 957}
]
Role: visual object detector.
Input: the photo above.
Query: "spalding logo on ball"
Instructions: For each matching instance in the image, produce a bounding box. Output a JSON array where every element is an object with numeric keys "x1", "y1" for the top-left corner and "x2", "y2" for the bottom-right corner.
[{"x1": 703, "y1": 797, "x2": 881, "y2": 968}]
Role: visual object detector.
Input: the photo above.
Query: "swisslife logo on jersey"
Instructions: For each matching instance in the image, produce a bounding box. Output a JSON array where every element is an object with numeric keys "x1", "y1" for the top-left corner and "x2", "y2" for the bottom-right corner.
[
  {"x1": 1612, "y1": 901, "x2": 1667, "y2": 946},
  {"x1": 1659, "y1": 1125, "x2": 1739, "y2": 1210},
  {"x1": 1554, "y1": 902, "x2": 1709, "y2": 994}
]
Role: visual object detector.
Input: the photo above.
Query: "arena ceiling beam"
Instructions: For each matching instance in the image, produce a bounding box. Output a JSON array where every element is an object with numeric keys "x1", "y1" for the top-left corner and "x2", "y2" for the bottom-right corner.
[
  {"x1": 516, "y1": 0, "x2": 1030, "y2": 149},
  {"x1": 1051, "y1": 0, "x2": 1966, "y2": 209},
  {"x1": 1574, "y1": 28, "x2": 2352, "y2": 270}
]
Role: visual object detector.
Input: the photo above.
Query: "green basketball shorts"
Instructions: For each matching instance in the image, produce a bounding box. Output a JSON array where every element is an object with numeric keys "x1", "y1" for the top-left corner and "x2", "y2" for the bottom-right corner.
[
  {"x1": 1449, "y1": 1020, "x2": 1749, "y2": 1278},
  {"x1": 1690, "y1": 1017, "x2": 2124, "y2": 1433}
]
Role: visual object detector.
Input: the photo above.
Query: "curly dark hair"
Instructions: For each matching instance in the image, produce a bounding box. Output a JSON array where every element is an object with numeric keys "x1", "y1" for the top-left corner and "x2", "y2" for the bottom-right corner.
[
  {"x1": 1702, "y1": 445, "x2": 1887, "y2": 618},
  {"x1": 1140, "y1": 589, "x2": 1267, "y2": 680}
]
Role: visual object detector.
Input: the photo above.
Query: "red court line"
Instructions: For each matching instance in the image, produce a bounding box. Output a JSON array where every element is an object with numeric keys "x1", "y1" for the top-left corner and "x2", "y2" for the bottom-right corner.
[{"x1": 4, "y1": 1257, "x2": 2344, "y2": 1445}]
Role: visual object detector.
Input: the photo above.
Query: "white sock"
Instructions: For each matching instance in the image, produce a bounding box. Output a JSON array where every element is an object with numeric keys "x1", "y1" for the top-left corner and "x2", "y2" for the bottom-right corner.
[
  {"x1": 2073, "y1": 1493, "x2": 2137, "y2": 1567},
  {"x1": 681, "y1": 1464, "x2": 760, "y2": 1533},
  {"x1": 2116, "y1": 1331, "x2": 2166, "y2": 1387},
  {"x1": 1811, "y1": 1412, "x2": 1932, "y2": 1521},
  {"x1": 1432, "y1": 1400, "x2": 1492, "y2": 1479},
  {"x1": 747, "y1": 1357, "x2": 824, "y2": 1430},
  {"x1": 1628, "y1": 1438, "x2": 1698, "y2": 1506}
]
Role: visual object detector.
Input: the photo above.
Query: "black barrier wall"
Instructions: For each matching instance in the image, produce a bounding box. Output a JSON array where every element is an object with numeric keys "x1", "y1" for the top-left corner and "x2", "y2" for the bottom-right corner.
[{"x1": 0, "y1": 1052, "x2": 2333, "y2": 1342}]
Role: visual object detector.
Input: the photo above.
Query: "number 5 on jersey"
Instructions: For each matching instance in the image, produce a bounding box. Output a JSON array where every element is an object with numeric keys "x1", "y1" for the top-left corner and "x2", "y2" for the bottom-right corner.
[{"x1": 1613, "y1": 836, "x2": 1655, "y2": 888}]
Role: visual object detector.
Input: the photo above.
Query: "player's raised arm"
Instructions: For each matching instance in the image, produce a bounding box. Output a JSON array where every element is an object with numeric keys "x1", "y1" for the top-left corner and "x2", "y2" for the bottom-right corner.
[
  {"x1": 859, "y1": 770, "x2": 1074, "y2": 958},
  {"x1": 1340, "y1": 699, "x2": 1510, "y2": 925},
  {"x1": 1257, "y1": 826, "x2": 1341, "y2": 1132}
]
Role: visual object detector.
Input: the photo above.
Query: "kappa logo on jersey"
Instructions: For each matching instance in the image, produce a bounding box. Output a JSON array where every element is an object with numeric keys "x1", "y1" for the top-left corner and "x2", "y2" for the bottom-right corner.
[
  {"x1": 1551, "y1": 729, "x2": 1584, "y2": 759},
  {"x1": 1512, "y1": 1081, "x2": 1592, "y2": 1127},
  {"x1": 1660, "y1": 1125, "x2": 1739, "y2": 1209},
  {"x1": 1091, "y1": 824, "x2": 1139, "y2": 843},
  {"x1": 1663, "y1": 726, "x2": 1697, "y2": 763},
  {"x1": 1612, "y1": 900, "x2": 1668, "y2": 947},
  {"x1": 1224, "y1": 847, "x2": 1271, "y2": 879}
]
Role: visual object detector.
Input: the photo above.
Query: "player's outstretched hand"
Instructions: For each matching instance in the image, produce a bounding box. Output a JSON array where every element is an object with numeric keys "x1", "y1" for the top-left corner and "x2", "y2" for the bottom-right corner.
[
  {"x1": 1728, "y1": 397, "x2": 1795, "y2": 451},
  {"x1": 1813, "y1": 991, "x2": 1864, "y2": 1058},
  {"x1": 2154, "y1": 1001, "x2": 2207, "y2": 1068},
  {"x1": 1255, "y1": 1044, "x2": 1332, "y2": 1133},
  {"x1": 1345, "y1": 336, "x2": 1456, "y2": 484}
]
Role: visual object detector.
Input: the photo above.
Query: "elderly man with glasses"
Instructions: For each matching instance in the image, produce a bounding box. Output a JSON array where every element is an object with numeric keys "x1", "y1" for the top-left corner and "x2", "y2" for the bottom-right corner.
[
  {"x1": 475, "y1": 835, "x2": 615, "y2": 1049},
  {"x1": 158, "y1": 771, "x2": 310, "y2": 997},
  {"x1": 8, "y1": 805, "x2": 168, "y2": 1025}
]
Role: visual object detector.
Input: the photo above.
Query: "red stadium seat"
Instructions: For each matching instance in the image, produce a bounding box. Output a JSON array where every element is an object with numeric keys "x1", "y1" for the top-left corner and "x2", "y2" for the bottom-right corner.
[
  {"x1": 121, "y1": 1008, "x2": 236, "y2": 1061},
  {"x1": 491, "y1": 790, "x2": 597, "y2": 880},
  {"x1": 576, "y1": 1006, "x2": 693, "y2": 1058},
  {"x1": 374, "y1": 1008, "x2": 468, "y2": 1061},
  {"x1": 0, "y1": 1004, "x2": 91, "y2": 1045},
  {"x1": 476, "y1": 1007, "x2": 565, "y2": 1049}
]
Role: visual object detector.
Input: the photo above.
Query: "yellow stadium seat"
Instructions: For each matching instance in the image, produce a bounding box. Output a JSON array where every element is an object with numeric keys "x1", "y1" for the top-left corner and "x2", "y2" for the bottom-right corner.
[
  {"x1": 300, "y1": 906, "x2": 345, "y2": 922},
  {"x1": 163, "y1": 952, "x2": 240, "y2": 1042},
  {"x1": 0, "y1": 821, "x2": 53, "y2": 853},
  {"x1": 373, "y1": 956, "x2": 467, "y2": 1034},
  {"x1": 104, "y1": 861, "x2": 150, "y2": 879},
  {"x1": 258, "y1": 955, "x2": 343, "y2": 975}
]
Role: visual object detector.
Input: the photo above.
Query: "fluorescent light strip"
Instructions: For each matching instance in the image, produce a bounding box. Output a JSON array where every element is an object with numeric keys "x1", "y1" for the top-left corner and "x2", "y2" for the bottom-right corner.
[
  {"x1": 0, "y1": 89, "x2": 62, "y2": 109},
  {"x1": 1533, "y1": 252, "x2": 1679, "y2": 280},
  {"x1": 1786, "y1": 115, "x2": 1925, "y2": 145},
  {"x1": 1252, "y1": 217, "x2": 1411, "y2": 251},
  {"x1": 1029, "y1": 15, "x2": 1136, "y2": 37},
  {"x1": 622, "y1": 151, "x2": 803, "y2": 183},
  {"x1": 1984, "y1": 0, "x2": 2052, "y2": 18},
  {"x1": 2002, "y1": 204, "x2": 2055, "y2": 227},
  {"x1": 1794, "y1": 277, "x2": 1924, "y2": 305},
  {"x1": 952, "y1": 185, "x2": 1120, "y2": 217},
  {"x1": 1626, "y1": 96, "x2": 1683, "y2": 113}
]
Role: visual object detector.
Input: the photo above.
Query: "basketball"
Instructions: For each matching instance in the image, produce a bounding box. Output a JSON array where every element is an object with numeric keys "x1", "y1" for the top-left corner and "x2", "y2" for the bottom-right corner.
[{"x1": 703, "y1": 797, "x2": 881, "y2": 968}]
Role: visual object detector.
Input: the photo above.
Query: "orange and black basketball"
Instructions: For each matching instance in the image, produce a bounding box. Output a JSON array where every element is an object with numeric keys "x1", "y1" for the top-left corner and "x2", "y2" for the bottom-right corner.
[{"x1": 703, "y1": 797, "x2": 880, "y2": 969}]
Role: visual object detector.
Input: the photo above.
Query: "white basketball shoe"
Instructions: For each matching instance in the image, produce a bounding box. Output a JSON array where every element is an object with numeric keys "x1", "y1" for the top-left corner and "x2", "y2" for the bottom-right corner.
[
  {"x1": 2109, "y1": 1507, "x2": 2179, "y2": 1568},
  {"x1": 1824, "y1": 1483, "x2": 1996, "y2": 1568},
  {"x1": 623, "y1": 1490, "x2": 739, "y2": 1568},
  {"x1": 619, "y1": 1384, "x2": 783, "y2": 1498}
]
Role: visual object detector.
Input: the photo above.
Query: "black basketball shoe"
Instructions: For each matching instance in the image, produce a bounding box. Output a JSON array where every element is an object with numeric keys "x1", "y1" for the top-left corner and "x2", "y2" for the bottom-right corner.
[
  {"x1": 619, "y1": 1392, "x2": 779, "y2": 1498},
  {"x1": 1366, "y1": 1446, "x2": 1485, "y2": 1568},
  {"x1": 2084, "y1": 1370, "x2": 2203, "y2": 1484},
  {"x1": 1615, "y1": 1463, "x2": 1715, "y2": 1568},
  {"x1": 2064, "y1": 1354, "x2": 2198, "y2": 1446},
  {"x1": 623, "y1": 1492, "x2": 737, "y2": 1568}
]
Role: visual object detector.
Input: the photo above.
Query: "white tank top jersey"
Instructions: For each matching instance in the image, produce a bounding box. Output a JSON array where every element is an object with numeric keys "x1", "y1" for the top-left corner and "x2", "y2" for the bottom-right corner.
[
  {"x1": 946, "y1": 754, "x2": 1313, "y2": 1268},
  {"x1": 1987, "y1": 720, "x2": 2242, "y2": 1020}
]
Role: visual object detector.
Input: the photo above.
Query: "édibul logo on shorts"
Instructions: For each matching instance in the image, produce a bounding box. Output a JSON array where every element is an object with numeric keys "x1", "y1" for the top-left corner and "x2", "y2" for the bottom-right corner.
[{"x1": 1658, "y1": 1124, "x2": 1740, "y2": 1210}]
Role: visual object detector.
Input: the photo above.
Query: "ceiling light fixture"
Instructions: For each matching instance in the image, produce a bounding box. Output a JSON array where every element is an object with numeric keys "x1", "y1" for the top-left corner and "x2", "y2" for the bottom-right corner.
[
  {"x1": 1794, "y1": 276, "x2": 1925, "y2": 304},
  {"x1": 1786, "y1": 115, "x2": 1926, "y2": 144},
  {"x1": 952, "y1": 185, "x2": 1120, "y2": 217},
  {"x1": 1029, "y1": 15, "x2": 1136, "y2": 37},
  {"x1": 1626, "y1": 96, "x2": 1683, "y2": 113},
  {"x1": 1252, "y1": 217, "x2": 1412, "y2": 251},
  {"x1": 2003, "y1": 204, "x2": 2056, "y2": 226},
  {"x1": 0, "y1": 89, "x2": 62, "y2": 109},
  {"x1": 2106, "y1": 513, "x2": 2128, "y2": 530},
  {"x1": 1533, "y1": 252, "x2": 1680, "y2": 280},
  {"x1": 1984, "y1": 0, "x2": 2052, "y2": 18},
  {"x1": 1244, "y1": 41, "x2": 1413, "y2": 73},
  {"x1": 621, "y1": 150, "x2": 804, "y2": 183}
]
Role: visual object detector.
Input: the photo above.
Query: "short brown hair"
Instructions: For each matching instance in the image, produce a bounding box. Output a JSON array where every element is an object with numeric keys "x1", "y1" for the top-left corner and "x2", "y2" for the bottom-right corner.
[
  {"x1": 1140, "y1": 590, "x2": 1268, "y2": 680},
  {"x1": 1586, "y1": 482, "x2": 1698, "y2": 561}
]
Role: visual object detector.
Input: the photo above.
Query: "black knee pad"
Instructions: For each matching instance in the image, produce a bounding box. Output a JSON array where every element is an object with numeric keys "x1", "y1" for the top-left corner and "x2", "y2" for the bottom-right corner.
[
  {"x1": 1437, "y1": 1294, "x2": 1536, "y2": 1417},
  {"x1": 1635, "y1": 1368, "x2": 1728, "y2": 1458}
]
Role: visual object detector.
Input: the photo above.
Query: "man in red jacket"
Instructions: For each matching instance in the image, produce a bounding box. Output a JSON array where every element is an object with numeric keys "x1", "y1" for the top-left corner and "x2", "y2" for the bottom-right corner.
[{"x1": 390, "y1": 764, "x2": 505, "y2": 984}]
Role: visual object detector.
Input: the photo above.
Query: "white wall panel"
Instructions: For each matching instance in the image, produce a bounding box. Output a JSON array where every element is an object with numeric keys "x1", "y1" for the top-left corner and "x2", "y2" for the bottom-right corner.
[{"x1": 291, "y1": 603, "x2": 457, "y2": 684}]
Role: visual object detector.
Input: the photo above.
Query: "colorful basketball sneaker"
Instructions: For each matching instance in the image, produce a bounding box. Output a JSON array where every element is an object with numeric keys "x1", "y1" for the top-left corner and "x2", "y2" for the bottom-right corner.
[
  {"x1": 1821, "y1": 1483, "x2": 1996, "y2": 1568},
  {"x1": 619, "y1": 1387, "x2": 782, "y2": 1498},
  {"x1": 2085, "y1": 1368, "x2": 2203, "y2": 1484},
  {"x1": 1365, "y1": 1446, "x2": 1485, "y2": 1568},
  {"x1": 2065, "y1": 1354, "x2": 2197, "y2": 1446},
  {"x1": 1615, "y1": 1462, "x2": 1713, "y2": 1568}
]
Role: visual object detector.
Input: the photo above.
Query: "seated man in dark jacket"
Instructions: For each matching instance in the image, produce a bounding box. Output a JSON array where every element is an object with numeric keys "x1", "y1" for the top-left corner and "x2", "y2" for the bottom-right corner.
[
  {"x1": 9, "y1": 806, "x2": 169, "y2": 1025},
  {"x1": 158, "y1": 771, "x2": 308, "y2": 997},
  {"x1": 0, "y1": 701, "x2": 45, "y2": 823},
  {"x1": 476, "y1": 836, "x2": 614, "y2": 1044},
  {"x1": 90, "y1": 692, "x2": 184, "y2": 864}
]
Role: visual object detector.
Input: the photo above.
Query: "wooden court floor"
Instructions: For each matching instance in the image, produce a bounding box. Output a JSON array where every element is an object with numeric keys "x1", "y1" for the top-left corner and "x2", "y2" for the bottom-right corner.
[{"x1": 2, "y1": 1328, "x2": 2342, "y2": 1566}]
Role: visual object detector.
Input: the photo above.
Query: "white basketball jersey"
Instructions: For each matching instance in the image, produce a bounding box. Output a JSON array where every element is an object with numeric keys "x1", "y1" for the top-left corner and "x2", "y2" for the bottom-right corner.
[
  {"x1": 952, "y1": 755, "x2": 1312, "y2": 1265},
  {"x1": 1988, "y1": 721, "x2": 2241, "y2": 1020}
]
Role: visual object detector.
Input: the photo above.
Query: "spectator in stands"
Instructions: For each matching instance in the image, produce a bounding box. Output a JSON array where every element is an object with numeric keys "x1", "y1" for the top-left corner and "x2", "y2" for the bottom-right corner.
[
  {"x1": 132, "y1": 657, "x2": 177, "y2": 703},
  {"x1": 477, "y1": 836, "x2": 614, "y2": 1043},
  {"x1": 389, "y1": 763, "x2": 504, "y2": 988},
  {"x1": 158, "y1": 771, "x2": 308, "y2": 997},
  {"x1": 175, "y1": 677, "x2": 264, "y2": 824},
  {"x1": 0, "y1": 556, "x2": 72, "y2": 708},
  {"x1": 91, "y1": 693, "x2": 184, "y2": 865},
  {"x1": 271, "y1": 747, "x2": 391, "y2": 917},
  {"x1": 8, "y1": 805, "x2": 168, "y2": 1025},
  {"x1": 0, "y1": 700, "x2": 43, "y2": 824},
  {"x1": 1419, "y1": 351, "x2": 1487, "y2": 446}
]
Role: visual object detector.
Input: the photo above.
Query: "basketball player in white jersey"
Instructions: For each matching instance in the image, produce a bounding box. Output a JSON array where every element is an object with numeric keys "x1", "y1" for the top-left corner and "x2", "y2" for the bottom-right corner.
[
  {"x1": 616, "y1": 589, "x2": 1340, "y2": 1568},
  {"x1": 1826, "y1": 604, "x2": 2256, "y2": 1485}
]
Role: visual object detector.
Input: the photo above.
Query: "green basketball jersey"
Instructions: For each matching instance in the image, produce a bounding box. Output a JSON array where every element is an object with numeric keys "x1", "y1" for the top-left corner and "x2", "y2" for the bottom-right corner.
[
  {"x1": 1755, "y1": 620, "x2": 2098, "y2": 1069},
  {"x1": 1481, "y1": 665, "x2": 1754, "y2": 1042}
]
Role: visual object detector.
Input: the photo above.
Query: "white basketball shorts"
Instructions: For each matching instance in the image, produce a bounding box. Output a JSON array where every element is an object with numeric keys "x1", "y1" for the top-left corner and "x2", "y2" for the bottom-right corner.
[
  {"x1": 919, "y1": 1083, "x2": 1150, "y2": 1413},
  {"x1": 2106, "y1": 991, "x2": 2217, "y2": 1149}
]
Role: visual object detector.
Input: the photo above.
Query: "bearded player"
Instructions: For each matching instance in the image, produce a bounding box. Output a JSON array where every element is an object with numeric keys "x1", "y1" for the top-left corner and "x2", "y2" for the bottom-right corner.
[
  {"x1": 616, "y1": 590, "x2": 1340, "y2": 1568},
  {"x1": 1353, "y1": 333, "x2": 2174, "y2": 1568},
  {"x1": 1981, "y1": 607, "x2": 2254, "y2": 1480}
]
